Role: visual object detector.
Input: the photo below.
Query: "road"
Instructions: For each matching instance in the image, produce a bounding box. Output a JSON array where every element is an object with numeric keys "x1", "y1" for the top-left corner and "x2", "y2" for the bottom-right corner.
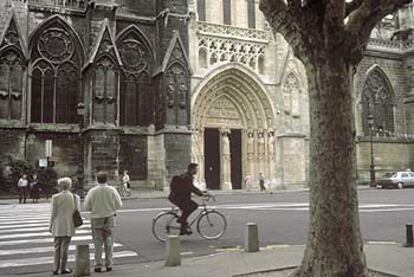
[{"x1": 1, "y1": 188, "x2": 414, "y2": 275}]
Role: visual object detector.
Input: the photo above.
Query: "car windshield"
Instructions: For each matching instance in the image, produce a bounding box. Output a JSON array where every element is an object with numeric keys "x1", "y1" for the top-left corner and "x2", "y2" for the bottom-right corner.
[{"x1": 383, "y1": 172, "x2": 397, "y2": 178}]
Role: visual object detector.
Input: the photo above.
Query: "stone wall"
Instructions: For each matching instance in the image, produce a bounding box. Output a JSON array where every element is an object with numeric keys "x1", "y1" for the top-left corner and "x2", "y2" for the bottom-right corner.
[
  {"x1": 26, "y1": 132, "x2": 81, "y2": 178},
  {"x1": 357, "y1": 138, "x2": 414, "y2": 183}
]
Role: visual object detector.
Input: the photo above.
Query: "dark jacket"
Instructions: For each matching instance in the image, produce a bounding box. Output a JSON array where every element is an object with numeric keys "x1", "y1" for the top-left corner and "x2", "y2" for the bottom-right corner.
[{"x1": 168, "y1": 172, "x2": 203, "y2": 203}]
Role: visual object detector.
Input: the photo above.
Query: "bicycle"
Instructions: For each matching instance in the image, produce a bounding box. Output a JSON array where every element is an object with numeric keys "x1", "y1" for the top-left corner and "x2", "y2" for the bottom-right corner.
[
  {"x1": 116, "y1": 181, "x2": 131, "y2": 198},
  {"x1": 152, "y1": 194, "x2": 227, "y2": 242}
]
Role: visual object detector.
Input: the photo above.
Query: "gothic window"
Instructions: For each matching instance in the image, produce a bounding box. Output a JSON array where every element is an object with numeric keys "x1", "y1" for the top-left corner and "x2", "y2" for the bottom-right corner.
[
  {"x1": 223, "y1": 0, "x2": 232, "y2": 25},
  {"x1": 0, "y1": 51, "x2": 24, "y2": 120},
  {"x1": 30, "y1": 25, "x2": 81, "y2": 124},
  {"x1": 247, "y1": 0, "x2": 256, "y2": 29},
  {"x1": 361, "y1": 69, "x2": 394, "y2": 136},
  {"x1": 199, "y1": 48, "x2": 208, "y2": 68},
  {"x1": 197, "y1": 0, "x2": 206, "y2": 21},
  {"x1": 117, "y1": 27, "x2": 153, "y2": 126},
  {"x1": 93, "y1": 57, "x2": 117, "y2": 124}
]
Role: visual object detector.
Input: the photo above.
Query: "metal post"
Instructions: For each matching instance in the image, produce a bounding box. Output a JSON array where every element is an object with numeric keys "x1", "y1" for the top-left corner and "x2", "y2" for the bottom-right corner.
[
  {"x1": 405, "y1": 224, "x2": 413, "y2": 247},
  {"x1": 368, "y1": 115, "x2": 376, "y2": 187}
]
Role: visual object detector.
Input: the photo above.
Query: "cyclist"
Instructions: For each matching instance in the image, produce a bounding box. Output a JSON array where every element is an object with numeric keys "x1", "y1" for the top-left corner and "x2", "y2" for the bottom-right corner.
[{"x1": 168, "y1": 163, "x2": 208, "y2": 235}]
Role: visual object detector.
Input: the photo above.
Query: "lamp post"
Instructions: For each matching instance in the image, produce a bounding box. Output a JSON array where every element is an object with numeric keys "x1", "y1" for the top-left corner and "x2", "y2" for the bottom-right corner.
[
  {"x1": 367, "y1": 114, "x2": 376, "y2": 187},
  {"x1": 76, "y1": 102, "x2": 85, "y2": 197}
]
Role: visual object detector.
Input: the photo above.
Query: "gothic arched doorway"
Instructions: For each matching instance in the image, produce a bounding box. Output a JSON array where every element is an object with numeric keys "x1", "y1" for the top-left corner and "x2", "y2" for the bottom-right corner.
[{"x1": 192, "y1": 66, "x2": 275, "y2": 190}]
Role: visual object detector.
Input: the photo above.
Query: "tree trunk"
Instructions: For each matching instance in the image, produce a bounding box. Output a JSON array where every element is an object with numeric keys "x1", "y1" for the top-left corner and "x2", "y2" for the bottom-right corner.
[{"x1": 291, "y1": 56, "x2": 368, "y2": 277}]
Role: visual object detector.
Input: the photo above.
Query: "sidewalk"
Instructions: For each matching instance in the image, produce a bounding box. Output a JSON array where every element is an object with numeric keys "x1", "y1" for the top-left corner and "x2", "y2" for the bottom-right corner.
[{"x1": 20, "y1": 243, "x2": 414, "y2": 277}]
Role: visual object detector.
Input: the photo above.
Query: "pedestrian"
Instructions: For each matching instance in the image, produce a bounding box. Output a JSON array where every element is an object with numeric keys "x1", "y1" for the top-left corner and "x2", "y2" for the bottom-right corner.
[
  {"x1": 121, "y1": 170, "x2": 131, "y2": 197},
  {"x1": 29, "y1": 174, "x2": 40, "y2": 203},
  {"x1": 259, "y1": 172, "x2": 266, "y2": 192},
  {"x1": 49, "y1": 177, "x2": 80, "y2": 275},
  {"x1": 168, "y1": 163, "x2": 209, "y2": 235},
  {"x1": 17, "y1": 174, "x2": 28, "y2": 204},
  {"x1": 84, "y1": 171, "x2": 122, "y2": 273},
  {"x1": 244, "y1": 173, "x2": 252, "y2": 191}
]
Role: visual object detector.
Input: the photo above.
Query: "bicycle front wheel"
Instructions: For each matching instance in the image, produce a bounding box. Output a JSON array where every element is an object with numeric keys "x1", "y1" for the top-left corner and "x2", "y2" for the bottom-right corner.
[
  {"x1": 152, "y1": 212, "x2": 181, "y2": 242},
  {"x1": 197, "y1": 210, "x2": 227, "y2": 240}
]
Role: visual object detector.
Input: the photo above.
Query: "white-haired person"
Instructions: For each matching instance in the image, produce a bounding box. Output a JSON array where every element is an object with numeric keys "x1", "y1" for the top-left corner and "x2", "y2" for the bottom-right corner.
[{"x1": 49, "y1": 177, "x2": 80, "y2": 275}]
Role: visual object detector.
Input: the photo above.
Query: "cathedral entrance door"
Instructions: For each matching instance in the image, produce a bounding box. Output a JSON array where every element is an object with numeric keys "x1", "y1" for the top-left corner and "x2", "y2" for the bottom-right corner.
[
  {"x1": 204, "y1": 128, "x2": 221, "y2": 189},
  {"x1": 230, "y1": 129, "x2": 242, "y2": 189}
]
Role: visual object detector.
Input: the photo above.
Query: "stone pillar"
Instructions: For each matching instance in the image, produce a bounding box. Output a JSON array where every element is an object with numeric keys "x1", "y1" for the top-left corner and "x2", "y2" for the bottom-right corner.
[
  {"x1": 75, "y1": 244, "x2": 90, "y2": 277},
  {"x1": 245, "y1": 222, "x2": 260, "y2": 252},
  {"x1": 220, "y1": 128, "x2": 232, "y2": 190},
  {"x1": 165, "y1": 235, "x2": 181, "y2": 266}
]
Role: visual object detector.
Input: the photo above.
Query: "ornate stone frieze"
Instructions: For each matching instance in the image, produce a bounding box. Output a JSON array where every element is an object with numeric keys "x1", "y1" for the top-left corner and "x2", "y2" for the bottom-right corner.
[
  {"x1": 195, "y1": 21, "x2": 269, "y2": 73},
  {"x1": 195, "y1": 21, "x2": 271, "y2": 42}
]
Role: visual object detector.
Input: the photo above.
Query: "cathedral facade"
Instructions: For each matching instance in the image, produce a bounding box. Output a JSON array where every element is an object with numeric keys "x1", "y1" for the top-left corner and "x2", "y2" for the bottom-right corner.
[{"x1": 0, "y1": 0, "x2": 413, "y2": 190}]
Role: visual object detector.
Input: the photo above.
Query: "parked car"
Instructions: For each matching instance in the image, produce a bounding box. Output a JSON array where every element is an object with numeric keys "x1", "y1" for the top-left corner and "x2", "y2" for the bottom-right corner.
[{"x1": 376, "y1": 171, "x2": 414, "y2": 189}]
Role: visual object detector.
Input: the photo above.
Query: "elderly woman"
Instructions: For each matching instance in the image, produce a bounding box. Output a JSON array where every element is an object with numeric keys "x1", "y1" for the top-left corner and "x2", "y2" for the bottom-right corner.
[{"x1": 49, "y1": 177, "x2": 80, "y2": 275}]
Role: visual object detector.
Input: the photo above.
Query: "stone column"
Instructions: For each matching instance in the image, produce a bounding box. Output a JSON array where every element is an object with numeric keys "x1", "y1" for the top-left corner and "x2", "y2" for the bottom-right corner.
[
  {"x1": 267, "y1": 129, "x2": 276, "y2": 189},
  {"x1": 220, "y1": 128, "x2": 232, "y2": 190},
  {"x1": 246, "y1": 129, "x2": 255, "y2": 189}
]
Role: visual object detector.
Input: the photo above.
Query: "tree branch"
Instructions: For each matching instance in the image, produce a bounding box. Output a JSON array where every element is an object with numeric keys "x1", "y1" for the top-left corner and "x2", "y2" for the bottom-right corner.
[
  {"x1": 346, "y1": 0, "x2": 411, "y2": 41},
  {"x1": 259, "y1": 0, "x2": 311, "y2": 63},
  {"x1": 345, "y1": 0, "x2": 363, "y2": 17}
]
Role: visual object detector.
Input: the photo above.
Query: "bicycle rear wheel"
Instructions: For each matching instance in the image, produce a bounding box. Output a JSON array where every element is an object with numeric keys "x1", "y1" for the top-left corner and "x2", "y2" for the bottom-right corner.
[
  {"x1": 197, "y1": 210, "x2": 227, "y2": 240},
  {"x1": 152, "y1": 212, "x2": 181, "y2": 242}
]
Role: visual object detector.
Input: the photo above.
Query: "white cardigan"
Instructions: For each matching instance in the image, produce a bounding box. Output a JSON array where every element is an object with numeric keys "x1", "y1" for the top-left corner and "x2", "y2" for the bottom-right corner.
[{"x1": 49, "y1": 191, "x2": 80, "y2": 237}]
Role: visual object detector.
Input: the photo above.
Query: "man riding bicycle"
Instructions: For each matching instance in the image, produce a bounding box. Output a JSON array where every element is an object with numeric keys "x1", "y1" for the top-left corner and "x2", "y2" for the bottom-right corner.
[{"x1": 168, "y1": 163, "x2": 208, "y2": 235}]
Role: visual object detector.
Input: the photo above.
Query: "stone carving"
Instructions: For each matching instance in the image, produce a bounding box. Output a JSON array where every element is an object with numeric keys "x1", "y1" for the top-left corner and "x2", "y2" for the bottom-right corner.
[
  {"x1": 247, "y1": 130, "x2": 254, "y2": 159},
  {"x1": 198, "y1": 36, "x2": 265, "y2": 72},
  {"x1": 257, "y1": 130, "x2": 265, "y2": 157},
  {"x1": 196, "y1": 21, "x2": 271, "y2": 41},
  {"x1": 119, "y1": 40, "x2": 148, "y2": 78},
  {"x1": 221, "y1": 128, "x2": 230, "y2": 156},
  {"x1": 166, "y1": 63, "x2": 188, "y2": 109},
  {"x1": 267, "y1": 130, "x2": 275, "y2": 157},
  {"x1": 38, "y1": 28, "x2": 74, "y2": 63}
]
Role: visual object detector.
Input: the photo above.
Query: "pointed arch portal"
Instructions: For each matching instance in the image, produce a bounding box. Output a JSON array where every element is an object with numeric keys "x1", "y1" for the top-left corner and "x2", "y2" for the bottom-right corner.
[{"x1": 192, "y1": 66, "x2": 275, "y2": 190}]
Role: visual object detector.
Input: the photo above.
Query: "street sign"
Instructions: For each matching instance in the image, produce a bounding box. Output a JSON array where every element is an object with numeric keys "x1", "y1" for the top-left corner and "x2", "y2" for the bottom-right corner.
[{"x1": 45, "y1": 140, "x2": 52, "y2": 157}]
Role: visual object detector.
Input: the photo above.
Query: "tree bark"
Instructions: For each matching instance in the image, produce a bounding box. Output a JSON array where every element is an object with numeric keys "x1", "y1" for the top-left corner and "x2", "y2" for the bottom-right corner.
[{"x1": 290, "y1": 57, "x2": 367, "y2": 277}]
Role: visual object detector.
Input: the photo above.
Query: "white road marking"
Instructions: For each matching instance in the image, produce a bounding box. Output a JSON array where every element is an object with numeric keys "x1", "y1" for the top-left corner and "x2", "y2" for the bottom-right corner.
[
  {"x1": 0, "y1": 224, "x2": 91, "y2": 234},
  {"x1": 0, "y1": 243, "x2": 123, "y2": 257},
  {"x1": 0, "y1": 235, "x2": 92, "y2": 246},
  {"x1": 0, "y1": 229, "x2": 90, "y2": 240},
  {"x1": 0, "y1": 251, "x2": 138, "y2": 268}
]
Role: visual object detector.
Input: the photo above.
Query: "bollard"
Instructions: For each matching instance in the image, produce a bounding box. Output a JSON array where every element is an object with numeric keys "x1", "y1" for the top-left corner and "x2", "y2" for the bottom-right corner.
[
  {"x1": 75, "y1": 244, "x2": 90, "y2": 277},
  {"x1": 165, "y1": 235, "x2": 181, "y2": 266},
  {"x1": 405, "y1": 223, "x2": 413, "y2": 247},
  {"x1": 245, "y1": 222, "x2": 259, "y2": 252}
]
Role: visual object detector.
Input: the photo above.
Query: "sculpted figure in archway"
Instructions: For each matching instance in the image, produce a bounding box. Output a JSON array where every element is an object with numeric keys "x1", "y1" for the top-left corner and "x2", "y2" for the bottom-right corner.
[
  {"x1": 247, "y1": 130, "x2": 254, "y2": 159},
  {"x1": 257, "y1": 130, "x2": 265, "y2": 158},
  {"x1": 267, "y1": 129, "x2": 275, "y2": 158},
  {"x1": 221, "y1": 128, "x2": 231, "y2": 159}
]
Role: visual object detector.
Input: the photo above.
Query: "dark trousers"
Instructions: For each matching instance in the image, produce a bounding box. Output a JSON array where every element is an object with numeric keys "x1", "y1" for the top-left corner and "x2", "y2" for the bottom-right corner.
[
  {"x1": 18, "y1": 187, "x2": 27, "y2": 203},
  {"x1": 172, "y1": 199, "x2": 198, "y2": 225},
  {"x1": 259, "y1": 181, "x2": 266, "y2": 191}
]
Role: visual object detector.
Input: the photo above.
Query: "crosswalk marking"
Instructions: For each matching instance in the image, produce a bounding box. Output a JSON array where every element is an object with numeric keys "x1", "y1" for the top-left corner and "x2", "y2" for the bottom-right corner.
[
  {"x1": 0, "y1": 203, "x2": 138, "y2": 272},
  {"x1": 0, "y1": 251, "x2": 138, "y2": 268}
]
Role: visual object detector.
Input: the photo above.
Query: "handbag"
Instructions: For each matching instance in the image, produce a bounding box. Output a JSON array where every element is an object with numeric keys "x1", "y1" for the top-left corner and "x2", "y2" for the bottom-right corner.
[{"x1": 72, "y1": 195, "x2": 83, "y2": 228}]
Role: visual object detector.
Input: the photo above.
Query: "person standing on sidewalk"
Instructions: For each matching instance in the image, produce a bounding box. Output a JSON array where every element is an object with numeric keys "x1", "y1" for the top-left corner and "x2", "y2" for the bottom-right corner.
[
  {"x1": 121, "y1": 170, "x2": 131, "y2": 197},
  {"x1": 259, "y1": 172, "x2": 266, "y2": 192},
  {"x1": 84, "y1": 171, "x2": 122, "y2": 273},
  {"x1": 29, "y1": 174, "x2": 41, "y2": 203},
  {"x1": 17, "y1": 174, "x2": 28, "y2": 204},
  {"x1": 49, "y1": 177, "x2": 79, "y2": 275}
]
